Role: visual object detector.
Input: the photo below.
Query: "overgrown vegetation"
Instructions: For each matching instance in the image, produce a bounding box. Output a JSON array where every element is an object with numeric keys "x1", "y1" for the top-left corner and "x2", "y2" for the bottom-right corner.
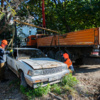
[
  {"x1": 19, "y1": 73, "x2": 78, "y2": 99},
  {"x1": 51, "y1": 73, "x2": 78, "y2": 96},
  {"x1": 51, "y1": 84, "x2": 61, "y2": 94},
  {"x1": 20, "y1": 84, "x2": 51, "y2": 99},
  {"x1": 61, "y1": 73, "x2": 78, "y2": 87},
  {"x1": 8, "y1": 74, "x2": 78, "y2": 99}
]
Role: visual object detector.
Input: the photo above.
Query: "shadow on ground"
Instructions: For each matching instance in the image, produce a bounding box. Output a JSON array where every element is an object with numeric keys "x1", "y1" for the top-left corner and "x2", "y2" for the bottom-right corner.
[
  {"x1": 74, "y1": 66, "x2": 100, "y2": 73},
  {"x1": 74, "y1": 57, "x2": 100, "y2": 65}
]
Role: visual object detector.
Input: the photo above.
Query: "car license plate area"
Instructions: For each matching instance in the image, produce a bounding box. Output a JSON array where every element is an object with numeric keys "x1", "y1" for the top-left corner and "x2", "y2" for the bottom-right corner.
[{"x1": 49, "y1": 76, "x2": 59, "y2": 81}]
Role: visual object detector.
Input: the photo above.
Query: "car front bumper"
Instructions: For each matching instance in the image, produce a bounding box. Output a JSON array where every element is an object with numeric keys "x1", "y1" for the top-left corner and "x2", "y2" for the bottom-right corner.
[{"x1": 25, "y1": 70, "x2": 69, "y2": 88}]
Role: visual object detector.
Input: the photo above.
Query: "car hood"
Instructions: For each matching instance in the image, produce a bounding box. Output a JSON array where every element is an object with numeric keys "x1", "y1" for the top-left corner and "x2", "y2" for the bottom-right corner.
[{"x1": 21, "y1": 58, "x2": 66, "y2": 69}]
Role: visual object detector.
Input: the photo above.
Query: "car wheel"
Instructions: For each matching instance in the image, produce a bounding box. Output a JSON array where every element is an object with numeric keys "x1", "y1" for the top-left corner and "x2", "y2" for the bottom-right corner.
[{"x1": 20, "y1": 71, "x2": 27, "y2": 87}]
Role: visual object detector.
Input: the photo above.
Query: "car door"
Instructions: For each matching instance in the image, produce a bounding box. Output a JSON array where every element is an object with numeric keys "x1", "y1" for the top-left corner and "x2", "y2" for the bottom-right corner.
[{"x1": 7, "y1": 50, "x2": 18, "y2": 74}]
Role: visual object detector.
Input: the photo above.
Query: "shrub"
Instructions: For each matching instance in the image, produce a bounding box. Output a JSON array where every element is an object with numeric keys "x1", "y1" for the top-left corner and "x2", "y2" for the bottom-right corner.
[
  {"x1": 20, "y1": 74, "x2": 78, "y2": 99},
  {"x1": 20, "y1": 83, "x2": 51, "y2": 98},
  {"x1": 33, "y1": 84, "x2": 51, "y2": 96},
  {"x1": 62, "y1": 85, "x2": 77, "y2": 96},
  {"x1": 61, "y1": 73, "x2": 78, "y2": 87},
  {"x1": 51, "y1": 84, "x2": 61, "y2": 94}
]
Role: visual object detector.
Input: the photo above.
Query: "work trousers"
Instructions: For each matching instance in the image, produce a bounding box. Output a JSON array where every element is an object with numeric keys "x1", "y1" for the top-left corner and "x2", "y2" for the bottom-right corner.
[{"x1": 0, "y1": 63, "x2": 5, "y2": 80}]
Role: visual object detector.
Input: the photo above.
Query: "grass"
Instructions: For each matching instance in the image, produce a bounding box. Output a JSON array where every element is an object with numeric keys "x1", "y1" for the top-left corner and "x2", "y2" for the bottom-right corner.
[
  {"x1": 50, "y1": 73, "x2": 78, "y2": 95},
  {"x1": 60, "y1": 73, "x2": 78, "y2": 96},
  {"x1": 20, "y1": 84, "x2": 51, "y2": 99},
  {"x1": 19, "y1": 73, "x2": 78, "y2": 99},
  {"x1": 51, "y1": 84, "x2": 61, "y2": 94},
  {"x1": 61, "y1": 73, "x2": 78, "y2": 87},
  {"x1": 62, "y1": 85, "x2": 77, "y2": 96}
]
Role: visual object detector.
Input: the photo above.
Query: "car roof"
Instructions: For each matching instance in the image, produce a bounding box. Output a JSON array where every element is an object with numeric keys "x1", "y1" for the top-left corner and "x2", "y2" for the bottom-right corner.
[{"x1": 13, "y1": 48, "x2": 39, "y2": 50}]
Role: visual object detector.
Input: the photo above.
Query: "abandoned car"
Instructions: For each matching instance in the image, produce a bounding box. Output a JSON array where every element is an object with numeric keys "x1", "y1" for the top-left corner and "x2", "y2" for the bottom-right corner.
[{"x1": 6, "y1": 48, "x2": 69, "y2": 88}]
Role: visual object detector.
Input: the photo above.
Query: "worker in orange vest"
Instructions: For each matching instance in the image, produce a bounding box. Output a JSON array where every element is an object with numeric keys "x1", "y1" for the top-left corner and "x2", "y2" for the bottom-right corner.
[
  {"x1": 0, "y1": 40, "x2": 9, "y2": 82},
  {"x1": 62, "y1": 53, "x2": 74, "y2": 73}
]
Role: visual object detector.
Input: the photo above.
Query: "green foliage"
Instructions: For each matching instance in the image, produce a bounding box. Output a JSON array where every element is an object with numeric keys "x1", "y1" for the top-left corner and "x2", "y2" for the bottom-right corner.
[
  {"x1": 50, "y1": 74, "x2": 78, "y2": 95},
  {"x1": 61, "y1": 73, "x2": 78, "y2": 87},
  {"x1": 7, "y1": 1, "x2": 16, "y2": 16},
  {"x1": 19, "y1": 74, "x2": 79, "y2": 99},
  {"x1": 33, "y1": 84, "x2": 51, "y2": 96},
  {"x1": 20, "y1": 85, "x2": 27, "y2": 94},
  {"x1": 62, "y1": 85, "x2": 77, "y2": 96},
  {"x1": 25, "y1": 0, "x2": 100, "y2": 33},
  {"x1": 20, "y1": 84, "x2": 51, "y2": 99},
  {"x1": 51, "y1": 84, "x2": 61, "y2": 94},
  {"x1": 0, "y1": 11, "x2": 5, "y2": 20},
  {"x1": 1, "y1": 0, "x2": 100, "y2": 37}
]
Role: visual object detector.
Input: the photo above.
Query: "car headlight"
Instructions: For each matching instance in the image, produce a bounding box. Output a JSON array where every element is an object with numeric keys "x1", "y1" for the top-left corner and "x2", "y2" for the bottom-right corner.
[{"x1": 27, "y1": 70, "x2": 43, "y2": 76}]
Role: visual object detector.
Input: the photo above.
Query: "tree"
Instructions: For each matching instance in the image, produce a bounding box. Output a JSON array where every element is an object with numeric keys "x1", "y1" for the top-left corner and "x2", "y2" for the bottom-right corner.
[
  {"x1": 0, "y1": 0, "x2": 29, "y2": 34},
  {"x1": 26, "y1": 0, "x2": 100, "y2": 33}
]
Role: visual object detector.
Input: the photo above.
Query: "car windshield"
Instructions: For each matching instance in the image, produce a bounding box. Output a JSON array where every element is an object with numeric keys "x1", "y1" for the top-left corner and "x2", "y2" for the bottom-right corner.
[{"x1": 18, "y1": 49, "x2": 46, "y2": 58}]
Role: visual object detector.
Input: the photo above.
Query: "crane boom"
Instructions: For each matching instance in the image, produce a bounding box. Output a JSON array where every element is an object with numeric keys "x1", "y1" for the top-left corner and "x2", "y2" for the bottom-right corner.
[{"x1": 14, "y1": 20, "x2": 60, "y2": 34}]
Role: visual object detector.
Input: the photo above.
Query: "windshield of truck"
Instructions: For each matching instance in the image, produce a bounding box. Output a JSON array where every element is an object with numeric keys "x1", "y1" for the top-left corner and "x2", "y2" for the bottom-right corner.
[{"x1": 18, "y1": 49, "x2": 46, "y2": 58}]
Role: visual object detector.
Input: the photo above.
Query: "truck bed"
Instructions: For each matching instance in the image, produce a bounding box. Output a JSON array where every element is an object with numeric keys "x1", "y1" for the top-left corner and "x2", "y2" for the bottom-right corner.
[{"x1": 37, "y1": 28, "x2": 100, "y2": 47}]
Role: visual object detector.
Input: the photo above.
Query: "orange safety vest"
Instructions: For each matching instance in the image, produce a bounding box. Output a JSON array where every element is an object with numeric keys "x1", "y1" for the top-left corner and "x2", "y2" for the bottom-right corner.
[{"x1": 64, "y1": 58, "x2": 72, "y2": 68}]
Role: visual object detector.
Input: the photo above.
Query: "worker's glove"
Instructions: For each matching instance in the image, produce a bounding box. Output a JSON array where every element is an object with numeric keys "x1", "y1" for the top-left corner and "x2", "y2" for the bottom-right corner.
[{"x1": 10, "y1": 49, "x2": 13, "y2": 53}]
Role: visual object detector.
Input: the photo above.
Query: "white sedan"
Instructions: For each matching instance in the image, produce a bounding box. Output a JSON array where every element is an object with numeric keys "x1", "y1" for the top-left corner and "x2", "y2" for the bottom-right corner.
[{"x1": 6, "y1": 48, "x2": 69, "y2": 88}]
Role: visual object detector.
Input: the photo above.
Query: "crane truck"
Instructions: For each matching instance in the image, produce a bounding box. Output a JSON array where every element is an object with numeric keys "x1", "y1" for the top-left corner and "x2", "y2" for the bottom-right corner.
[
  {"x1": 25, "y1": 27, "x2": 100, "y2": 62},
  {"x1": 13, "y1": 0, "x2": 100, "y2": 63}
]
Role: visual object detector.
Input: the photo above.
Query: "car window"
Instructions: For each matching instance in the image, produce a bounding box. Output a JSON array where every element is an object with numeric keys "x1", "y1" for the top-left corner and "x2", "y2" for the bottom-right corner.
[
  {"x1": 13, "y1": 50, "x2": 17, "y2": 59},
  {"x1": 8, "y1": 52, "x2": 13, "y2": 58},
  {"x1": 31, "y1": 37, "x2": 36, "y2": 40},
  {"x1": 8, "y1": 50, "x2": 17, "y2": 59},
  {"x1": 18, "y1": 49, "x2": 46, "y2": 58}
]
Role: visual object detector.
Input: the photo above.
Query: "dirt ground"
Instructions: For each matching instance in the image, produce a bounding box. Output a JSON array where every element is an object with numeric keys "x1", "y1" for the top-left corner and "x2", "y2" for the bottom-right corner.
[
  {"x1": 0, "y1": 57, "x2": 100, "y2": 100},
  {"x1": 74, "y1": 65, "x2": 100, "y2": 100}
]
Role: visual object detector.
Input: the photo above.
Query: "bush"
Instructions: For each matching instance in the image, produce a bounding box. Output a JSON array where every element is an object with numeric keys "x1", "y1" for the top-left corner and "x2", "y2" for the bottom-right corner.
[
  {"x1": 20, "y1": 84, "x2": 51, "y2": 98},
  {"x1": 51, "y1": 84, "x2": 61, "y2": 94},
  {"x1": 33, "y1": 84, "x2": 51, "y2": 96},
  {"x1": 20, "y1": 74, "x2": 78, "y2": 98},
  {"x1": 62, "y1": 85, "x2": 77, "y2": 96},
  {"x1": 61, "y1": 73, "x2": 78, "y2": 87}
]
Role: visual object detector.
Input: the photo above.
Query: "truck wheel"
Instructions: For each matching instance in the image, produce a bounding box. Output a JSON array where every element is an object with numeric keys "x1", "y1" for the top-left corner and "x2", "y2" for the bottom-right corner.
[
  {"x1": 20, "y1": 71, "x2": 27, "y2": 87},
  {"x1": 55, "y1": 50, "x2": 64, "y2": 61},
  {"x1": 47, "y1": 50, "x2": 55, "y2": 59},
  {"x1": 75, "y1": 58, "x2": 83, "y2": 65}
]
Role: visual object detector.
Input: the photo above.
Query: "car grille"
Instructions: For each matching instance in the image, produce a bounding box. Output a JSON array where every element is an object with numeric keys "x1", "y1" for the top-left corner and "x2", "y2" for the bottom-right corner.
[{"x1": 43, "y1": 66, "x2": 62, "y2": 75}]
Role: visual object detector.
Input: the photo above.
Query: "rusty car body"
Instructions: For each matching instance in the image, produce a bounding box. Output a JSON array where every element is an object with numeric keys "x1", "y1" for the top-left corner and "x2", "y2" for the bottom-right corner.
[{"x1": 6, "y1": 48, "x2": 69, "y2": 88}]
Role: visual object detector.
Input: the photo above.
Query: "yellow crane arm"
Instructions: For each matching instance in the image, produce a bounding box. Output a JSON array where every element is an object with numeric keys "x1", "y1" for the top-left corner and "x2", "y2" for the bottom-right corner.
[{"x1": 14, "y1": 20, "x2": 59, "y2": 34}]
